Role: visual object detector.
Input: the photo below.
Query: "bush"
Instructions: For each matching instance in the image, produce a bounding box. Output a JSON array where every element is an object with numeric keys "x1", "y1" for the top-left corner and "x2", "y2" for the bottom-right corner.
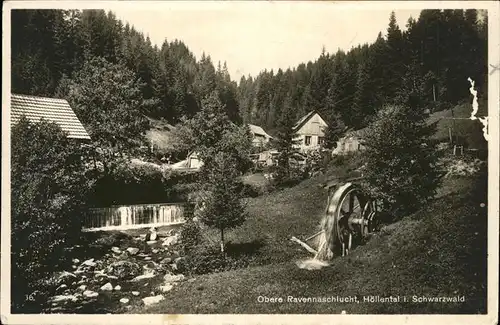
[
  {"x1": 362, "y1": 105, "x2": 443, "y2": 219},
  {"x1": 11, "y1": 117, "x2": 92, "y2": 312},
  {"x1": 180, "y1": 218, "x2": 202, "y2": 250}
]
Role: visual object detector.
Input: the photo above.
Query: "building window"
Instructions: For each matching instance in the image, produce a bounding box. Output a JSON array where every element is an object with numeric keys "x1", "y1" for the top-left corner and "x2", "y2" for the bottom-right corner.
[
  {"x1": 318, "y1": 137, "x2": 325, "y2": 145},
  {"x1": 305, "y1": 136, "x2": 311, "y2": 146}
]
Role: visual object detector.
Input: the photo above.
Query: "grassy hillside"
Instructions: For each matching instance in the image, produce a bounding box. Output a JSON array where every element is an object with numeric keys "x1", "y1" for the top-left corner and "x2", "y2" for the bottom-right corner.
[{"x1": 129, "y1": 161, "x2": 487, "y2": 314}]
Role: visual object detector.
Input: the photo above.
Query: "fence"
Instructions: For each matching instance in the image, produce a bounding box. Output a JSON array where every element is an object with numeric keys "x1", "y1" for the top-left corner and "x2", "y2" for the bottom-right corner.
[{"x1": 83, "y1": 203, "x2": 187, "y2": 231}]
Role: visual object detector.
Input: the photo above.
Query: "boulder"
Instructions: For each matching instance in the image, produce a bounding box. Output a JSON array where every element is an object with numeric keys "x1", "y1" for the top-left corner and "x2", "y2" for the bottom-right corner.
[
  {"x1": 162, "y1": 235, "x2": 178, "y2": 246},
  {"x1": 83, "y1": 290, "x2": 99, "y2": 298},
  {"x1": 72, "y1": 258, "x2": 80, "y2": 264},
  {"x1": 132, "y1": 291, "x2": 140, "y2": 296},
  {"x1": 131, "y1": 270, "x2": 156, "y2": 282},
  {"x1": 160, "y1": 257, "x2": 172, "y2": 265},
  {"x1": 120, "y1": 298, "x2": 130, "y2": 304},
  {"x1": 106, "y1": 261, "x2": 141, "y2": 280},
  {"x1": 50, "y1": 294, "x2": 78, "y2": 303},
  {"x1": 163, "y1": 273, "x2": 185, "y2": 283},
  {"x1": 56, "y1": 284, "x2": 68, "y2": 293},
  {"x1": 114, "y1": 285, "x2": 122, "y2": 291},
  {"x1": 152, "y1": 249, "x2": 159, "y2": 254},
  {"x1": 146, "y1": 240, "x2": 157, "y2": 245},
  {"x1": 100, "y1": 282, "x2": 113, "y2": 291},
  {"x1": 142, "y1": 295, "x2": 164, "y2": 306},
  {"x1": 158, "y1": 284, "x2": 174, "y2": 293},
  {"x1": 111, "y1": 247, "x2": 121, "y2": 254},
  {"x1": 126, "y1": 247, "x2": 140, "y2": 255},
  {"x1": 55, "y1": 271, "x2": 77, "y2": 286},
  {"x1": 78, "y1": 285, "x2": 87, "y2": 291},
  {"x1": 81, "y1": 259, "x2": 96, "y2": 267}
]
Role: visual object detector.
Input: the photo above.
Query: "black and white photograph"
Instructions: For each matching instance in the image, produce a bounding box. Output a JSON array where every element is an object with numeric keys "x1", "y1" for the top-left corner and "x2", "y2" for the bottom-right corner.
[{"x1": 1, "y1": 1, "x2": 498, "y2": 323}]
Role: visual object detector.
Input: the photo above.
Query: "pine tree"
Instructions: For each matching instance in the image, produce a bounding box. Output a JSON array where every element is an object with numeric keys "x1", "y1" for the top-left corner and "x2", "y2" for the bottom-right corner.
[
  {"x1": 362, "y1": 103, "x2": 442, "y2": 218},
  {"x1": 272, "y1": 97, "x2": 301, "y2": 184},
  {"x1": 178, "y1": 91, "x2": 252, "y2": 253}
]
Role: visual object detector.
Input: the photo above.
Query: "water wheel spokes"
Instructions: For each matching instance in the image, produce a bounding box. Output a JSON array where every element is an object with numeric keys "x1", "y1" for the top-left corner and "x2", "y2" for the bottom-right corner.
[{"x1": 320, "y1": 183, "x2": 368, "y2": 257}]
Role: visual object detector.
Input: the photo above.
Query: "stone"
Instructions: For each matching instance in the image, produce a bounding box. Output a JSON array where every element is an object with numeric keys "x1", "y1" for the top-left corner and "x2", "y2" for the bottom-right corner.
[
  {"x1": 83, "y1": 290, "x2": 99, "y2": 298},
  {"x1": 114, "y1": 285, "x2": 121, "y2": 291},
  {"x1": 162, "y1": 235, "x2": 178, "y2": 246},
  {"x1": 163, "y1": 273, "x2": 185, "y2": 283},
  {"x1": 50, "y1": 294, "x2": 78, "y2": 303},
  {"x1": 78, "y1": 285, "x2": 87, "y2": 291},
  {"x1": 72, "y1": 265, "x2": 77, "y2": 269},
  {"x1": 158, "y1": 284, "x2": 174, "y2": 293},
  {"x1": 111, "y1": 246, "x2": 121, "y2": 254},
  {"x1": 106, "y1": 261, "x2": 141, "y2": 280},
  {"x1": 82, "y1": 259, "x2": 96, "y2": 267},
  {"x1": 160, "y1": 257, "x2": 172, "y2": 265},
  {"x1": 131, "y1": 270, "x2": 156, "y2": 282},
  {"x1": 100, "y1": 282, "x2": 113, "y2": 291},
  {"x1": 146, "y1": 240, "x2": 157, "y2": 245},
  {"x1": 144, "y1": 257, "x2": 152, "y2": 261},
  {"x1": 142, "y1": 295, "x2": 164, "y2": 306},
  {"x1": 132, "y1": 291, "x2": 140, "y2": 296},
  {"x1": 120, "y1": 298, "x2": 130, "y2": 304},
  {"x1": 152, "y1": 249, "x2": 159, "y2": 254},
  {"x1": 95, "y1": 272, "x2": 108, "y2": 278},
  {"x1": 72, "y1": 258, "x2": 80, "y2": 264},
  {"x1": 126, "y1": 247, "x2": 140, "y2": 255},
  {"x1": 56, "y1": 284, "x2": 68, "y2": 292}
]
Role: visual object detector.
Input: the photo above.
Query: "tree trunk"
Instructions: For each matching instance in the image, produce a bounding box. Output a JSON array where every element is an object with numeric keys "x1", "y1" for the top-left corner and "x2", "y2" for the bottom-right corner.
[{"x1": 220, "y1": 228, "x2": 225, "y2": 254}]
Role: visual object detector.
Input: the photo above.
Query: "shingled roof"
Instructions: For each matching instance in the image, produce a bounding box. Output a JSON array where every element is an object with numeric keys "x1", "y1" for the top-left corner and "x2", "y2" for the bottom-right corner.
[
  {"x1": 248, "y1": 124, "x2": 273, "y2": 138},
  {"x1": 293, "y1": 110, "x2": 323, "y2": 131},
  {"x1": 10, "y1": 94, "x2": 91, "y2": 140}
]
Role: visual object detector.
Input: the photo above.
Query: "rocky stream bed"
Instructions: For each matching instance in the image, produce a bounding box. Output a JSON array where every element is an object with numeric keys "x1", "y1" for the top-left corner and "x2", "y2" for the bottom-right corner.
[{"x1": 43, "y1": 230, "x2": 192, "y2": 313}]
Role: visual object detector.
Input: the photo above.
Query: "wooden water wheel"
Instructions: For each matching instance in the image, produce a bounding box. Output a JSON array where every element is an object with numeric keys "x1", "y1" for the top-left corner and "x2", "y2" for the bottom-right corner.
[
  {"x1": 292, "y1": 178, "x2": 378, "y2": 260},
  {"x1": 324, "y1": 182, "x2": 376, "y2": 256}
]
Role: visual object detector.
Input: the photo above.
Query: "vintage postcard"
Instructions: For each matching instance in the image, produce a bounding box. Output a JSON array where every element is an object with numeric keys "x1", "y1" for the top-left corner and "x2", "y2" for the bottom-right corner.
[{"x1": 1, "y1": 1, "x2": 499, "y2": 325}]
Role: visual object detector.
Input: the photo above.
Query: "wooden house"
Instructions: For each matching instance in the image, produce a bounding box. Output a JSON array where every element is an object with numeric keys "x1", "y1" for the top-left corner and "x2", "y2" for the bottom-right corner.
[
  {"x1": 248, "y1": 124, "x2": 273, "y2": 147},
  {"x1": 332, "y1": 129, "x2": 367, "y2": 155},
  {"x1": 293, "y1": 111, "x2": 328, "y2": 152}
]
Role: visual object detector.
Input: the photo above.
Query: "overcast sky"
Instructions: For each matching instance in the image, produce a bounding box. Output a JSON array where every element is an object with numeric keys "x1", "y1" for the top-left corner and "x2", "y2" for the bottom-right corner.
[{"x1": 110, "y1": 3, "x2": 421, "y2": 81}]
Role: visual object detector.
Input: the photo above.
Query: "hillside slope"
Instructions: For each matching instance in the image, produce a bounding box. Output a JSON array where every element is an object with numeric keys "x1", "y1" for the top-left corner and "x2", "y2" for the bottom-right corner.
[{"x1": 131, "y1": 168, "x2": 487, "y2": 314}]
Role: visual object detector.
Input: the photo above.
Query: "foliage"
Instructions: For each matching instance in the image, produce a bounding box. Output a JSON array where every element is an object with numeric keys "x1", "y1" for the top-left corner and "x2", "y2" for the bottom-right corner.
[
  {"x1": 58, "y1": 56, "x2": 152, "y2": 171},
  {"x1": 323, "y1": 113, "x2": 346, "y2": 150},
  {"x1": 362, "y1": 104, "x2": 443, "y2": 218},
  {"x1": 11, "y1": 117, "x2": 92, "y2": 312},
  {"x1": 88, "y1": 161, "x2": 198, "y2": 206},
  {"x1": 12, "y1": 9, "x2": 487, "y2": 146},
  {"x1": 271, "y1": 98, "x2": 302, "y2": 185},
  {"x1": 174, "y1": 92, "x2": 252, "y2": 252},
  {"x1": 180, "y1": 219, "x2": 203, "y2": 250}
]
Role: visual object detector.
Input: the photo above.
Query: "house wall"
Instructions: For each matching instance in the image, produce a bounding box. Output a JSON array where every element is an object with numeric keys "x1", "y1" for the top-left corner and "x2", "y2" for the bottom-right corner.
[
  {"x1": 252, "y1": 134, "x2": 269, "y2": 147},
  {"x1": 332, "y1": 137, "x2": 365, "y2": 155},
  {"x1": 294, "y1": 113, "x2": 327, "y2": 151}
]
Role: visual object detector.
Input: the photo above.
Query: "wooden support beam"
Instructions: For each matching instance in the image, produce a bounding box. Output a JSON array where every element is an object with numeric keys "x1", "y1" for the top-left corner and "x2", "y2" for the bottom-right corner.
[{"x1": 291, "y1": 236, "x2": 318, "y2": 255}]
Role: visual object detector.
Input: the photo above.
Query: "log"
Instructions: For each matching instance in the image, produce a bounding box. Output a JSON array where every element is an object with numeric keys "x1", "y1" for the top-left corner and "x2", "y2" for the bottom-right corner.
[
  {"x1": 291, "y1": 236, "x2": 318, "y2": 255},
  {"x1": 305, "y1": 230, "x2": 324, "y2": 242}
]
